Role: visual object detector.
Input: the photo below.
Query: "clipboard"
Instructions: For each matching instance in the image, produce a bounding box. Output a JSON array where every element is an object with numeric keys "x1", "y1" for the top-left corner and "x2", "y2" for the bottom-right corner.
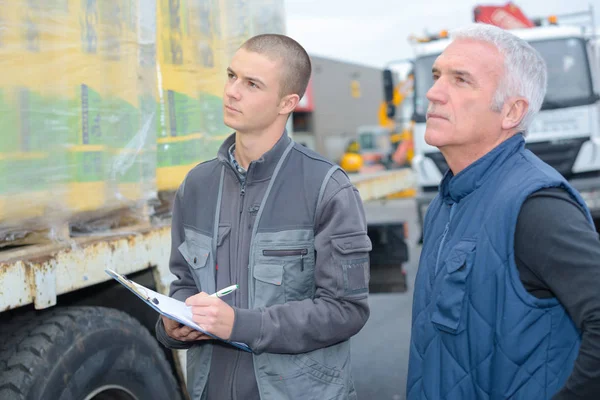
[{"x1": 105, "y1": 268, "x2": 251, "y2": 353}]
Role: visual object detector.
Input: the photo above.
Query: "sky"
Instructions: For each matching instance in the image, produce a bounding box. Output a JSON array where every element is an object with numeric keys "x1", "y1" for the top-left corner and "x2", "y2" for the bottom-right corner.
[{"x1": 284, "y1": 0, "x2": 600, "y2": 69}]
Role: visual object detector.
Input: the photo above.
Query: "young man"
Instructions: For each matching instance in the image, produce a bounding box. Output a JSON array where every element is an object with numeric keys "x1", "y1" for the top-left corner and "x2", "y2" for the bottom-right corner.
[
  {"x1": 156, "y1": 34, "x2": 372, "y2": 400},
  {"x1": 407, "y1": 24, "x2": 600, "y2": 399}
]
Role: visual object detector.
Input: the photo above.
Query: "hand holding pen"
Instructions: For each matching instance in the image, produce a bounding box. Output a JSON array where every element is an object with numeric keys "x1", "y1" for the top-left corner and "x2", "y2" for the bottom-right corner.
[
  {"x1": 184, "y1": 284, "x2": 239, "y2": 340},
  {"x1": 210, "y1": 284, "x2": 239, "y2": 298}
]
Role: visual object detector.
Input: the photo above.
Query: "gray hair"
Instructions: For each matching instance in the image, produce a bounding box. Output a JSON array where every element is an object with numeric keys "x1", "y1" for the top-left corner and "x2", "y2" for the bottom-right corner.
[{"x1": 450, "y1": 23, "x2": 547, "y2": 134}]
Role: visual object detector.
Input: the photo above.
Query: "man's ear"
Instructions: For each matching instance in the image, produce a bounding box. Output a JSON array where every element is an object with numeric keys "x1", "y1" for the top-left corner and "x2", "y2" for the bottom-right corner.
[
  {"x1": 279, "y1": 94, "x2": 300, "y2": 115},
  {"x1": 502, "y1": 97, "x2": 529, "y2": 131}
]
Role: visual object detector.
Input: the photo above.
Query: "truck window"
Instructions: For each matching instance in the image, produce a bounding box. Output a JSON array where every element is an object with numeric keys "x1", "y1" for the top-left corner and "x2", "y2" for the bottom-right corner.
[
  {"x1": 530, "y1": 38, "x2": 594, "y2": 108},
  {"x1": 413, "y1": 54, "x2": 439, "y2": 123}
]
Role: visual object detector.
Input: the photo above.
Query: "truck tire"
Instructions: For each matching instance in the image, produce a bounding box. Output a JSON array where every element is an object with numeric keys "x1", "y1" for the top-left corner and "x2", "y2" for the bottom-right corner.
[{"x1": 0, "y1": 306, "x2": 182, "y2": 400}]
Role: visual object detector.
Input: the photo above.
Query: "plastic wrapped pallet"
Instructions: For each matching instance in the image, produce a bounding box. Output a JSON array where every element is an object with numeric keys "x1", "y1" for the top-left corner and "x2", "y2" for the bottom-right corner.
[
  {"x1": 155, "y1": 0, "x2": 203, "y2": 191},
  {"x1": 56, "y1": 0, "x2": 107, "y2": 214},
  {"x1": 0, "y1": 0, "x2": 285, "y2": 244},
  {"x1": 155, "y1": 0, "x2": 287, "y2": 191},
  {"x1": 138, "y1": 0, "x2": 160, "y2": 199},
  {"x1": 0, "y1": 0, "x2": 158, "y2": 245},
  {"x1": 0, "y1": 1, "x2": 64, "y2": 223},
  {"x1": 98, "y1": 0, "x2": 146, "y2": 205}
]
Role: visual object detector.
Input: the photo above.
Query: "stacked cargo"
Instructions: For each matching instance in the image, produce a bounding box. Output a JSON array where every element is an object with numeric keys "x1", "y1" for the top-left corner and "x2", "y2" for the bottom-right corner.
[
  {"x1": 156, "y1": 0, "x2": 204, "y2": 191},
  {"x1": 138, "y1": 0, "x2": 160, "y2": 199},
  {"x1": 0, "y1": 0, "x2": 285, "y2": 244},
  {"x1": 97, "y1": 0, "x2": 144, "y2": 204},
  {"x1": 59, "y1": 0, "x2": 107, "y2": 213},
  {"x1": 0, "y1": 1, "x2": 62, "y2": 223}
]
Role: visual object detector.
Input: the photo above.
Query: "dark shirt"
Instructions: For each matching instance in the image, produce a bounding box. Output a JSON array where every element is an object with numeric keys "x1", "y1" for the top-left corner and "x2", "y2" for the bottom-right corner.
[{"x1": 515, "y1": 187, "x2": 600, "y2": 399}]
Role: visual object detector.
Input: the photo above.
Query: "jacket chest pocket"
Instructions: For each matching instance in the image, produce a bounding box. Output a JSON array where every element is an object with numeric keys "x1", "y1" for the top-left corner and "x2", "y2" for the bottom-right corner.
[
  {"x1": 254, "y1": 244, "x2": 315, "y2": 308},
  {"x1": 178, "y1": 228, "x2": 215, "y2": 294},
  {"x1": 431, "y1": 240, "x2": 476, "y2": 335}
]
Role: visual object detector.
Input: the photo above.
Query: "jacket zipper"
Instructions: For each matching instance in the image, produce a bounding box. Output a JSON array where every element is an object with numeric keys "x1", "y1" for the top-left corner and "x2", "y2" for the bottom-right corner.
[
  {"x1": 225, "y1": 161, "x2": 246, "y2": 399},
  {"x1": 236, "y1": 182, "x2": 245, "y2": 290},
  {"x1": 434, "y1": 204, "x2": 456, "y2": 276},
  {"x1": 263, "y1": 248, "x2": 308, "y2": 271}
]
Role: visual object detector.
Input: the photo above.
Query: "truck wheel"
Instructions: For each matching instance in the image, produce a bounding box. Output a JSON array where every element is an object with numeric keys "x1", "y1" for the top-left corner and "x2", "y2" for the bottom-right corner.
[{"x1": 0, "y1": 306, "x2": 182, "y2": 400}]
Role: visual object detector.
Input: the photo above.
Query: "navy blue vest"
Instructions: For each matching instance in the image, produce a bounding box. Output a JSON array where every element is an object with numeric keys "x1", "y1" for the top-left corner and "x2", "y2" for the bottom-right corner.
[{"x1": 408, "y1": 135, "x2": 591, "y2": 399}]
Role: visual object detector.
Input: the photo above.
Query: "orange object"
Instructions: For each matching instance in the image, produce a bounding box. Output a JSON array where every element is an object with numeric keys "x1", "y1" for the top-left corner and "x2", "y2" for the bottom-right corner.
[
  {"x1": 340, "y1": 153, "x2": 364, "y2": 173},
  {"x1": 473, "y1": 2, "x2": 535, "y2": 29}
]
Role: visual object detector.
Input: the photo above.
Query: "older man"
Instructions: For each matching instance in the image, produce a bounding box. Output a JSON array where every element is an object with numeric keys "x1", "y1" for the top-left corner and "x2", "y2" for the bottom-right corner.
[{"x1": 408, "y1": 24, "x2": 600, "y2": 399}]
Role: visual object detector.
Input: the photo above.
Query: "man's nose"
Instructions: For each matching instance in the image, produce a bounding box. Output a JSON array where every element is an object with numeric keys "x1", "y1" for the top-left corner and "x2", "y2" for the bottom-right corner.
[
  {"x1": 225, "y1": 81, "x2": 241, "y2": 100},
  {"x1": 426, "y1": 78, "x2": 448, "y2": 104}
]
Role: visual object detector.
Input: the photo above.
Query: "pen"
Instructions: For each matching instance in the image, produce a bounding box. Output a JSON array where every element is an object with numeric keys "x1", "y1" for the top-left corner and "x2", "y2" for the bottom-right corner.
[{"x1": 211, "y1": 284, "x2": 239, "y2": 298}]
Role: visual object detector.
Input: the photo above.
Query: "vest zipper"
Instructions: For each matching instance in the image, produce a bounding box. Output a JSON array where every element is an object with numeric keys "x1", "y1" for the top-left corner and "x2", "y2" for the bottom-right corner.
[
  {"x1": 434, "y1": 204, "x2": 456, "y2": 276},
  {"x1": 262, "y1": 249, "x2": 308, "y2": 256}
]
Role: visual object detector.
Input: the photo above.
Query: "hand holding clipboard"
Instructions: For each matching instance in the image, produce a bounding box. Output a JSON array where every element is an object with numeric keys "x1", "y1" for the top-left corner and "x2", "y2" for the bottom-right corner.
[{"x1": 105, "y1": 269, "x2": 251, "y2": 352}]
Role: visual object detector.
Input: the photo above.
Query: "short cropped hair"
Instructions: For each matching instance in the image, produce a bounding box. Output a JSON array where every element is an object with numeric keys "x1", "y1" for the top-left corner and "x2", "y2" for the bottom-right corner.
[
  {"x1": 450, "y1": 23, "x2": 547, "y2": 133},
  {"x1": 241, "y1": 34, "x2": 312, "y2": 99}
]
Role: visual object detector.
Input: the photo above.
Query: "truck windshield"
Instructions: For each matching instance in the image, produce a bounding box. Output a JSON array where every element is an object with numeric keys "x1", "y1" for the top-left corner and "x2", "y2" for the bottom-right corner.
[{"x1": 413, "y1": 37, "x2": 595, "y2": 122}]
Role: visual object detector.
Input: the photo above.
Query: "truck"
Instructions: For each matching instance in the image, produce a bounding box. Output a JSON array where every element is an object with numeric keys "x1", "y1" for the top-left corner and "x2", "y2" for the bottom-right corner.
[
  {"x1": 384, "y1": 3, "x2": 600, "y2": 234},
  {"x1": 0, "y1": 169, "x2": 414, "y2": 399}
]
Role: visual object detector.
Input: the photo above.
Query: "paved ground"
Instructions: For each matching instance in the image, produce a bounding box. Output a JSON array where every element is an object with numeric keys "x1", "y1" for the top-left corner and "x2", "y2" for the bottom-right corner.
[{"x1": 351, "y1": 198, "x2": 422, "y2": 400}]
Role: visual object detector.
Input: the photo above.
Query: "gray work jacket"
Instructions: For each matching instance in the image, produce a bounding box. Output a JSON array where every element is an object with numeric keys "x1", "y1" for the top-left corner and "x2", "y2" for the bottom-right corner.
[{"x1": 157, "y1": 132, "x2": 372, "y2": 399}]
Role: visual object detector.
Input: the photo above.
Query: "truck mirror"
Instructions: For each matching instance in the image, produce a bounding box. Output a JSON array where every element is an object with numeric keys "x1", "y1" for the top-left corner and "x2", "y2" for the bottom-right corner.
[{"x1": 383, "y1": 69, "x2": 394, "y2": 102}]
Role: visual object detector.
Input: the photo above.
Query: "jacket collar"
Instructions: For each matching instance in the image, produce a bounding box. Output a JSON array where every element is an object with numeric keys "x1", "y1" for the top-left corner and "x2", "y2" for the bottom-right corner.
[
  {"x1": 217, "y1": 130, "x2": 292, "y2": 183},
  {"x1": 439, "y1": 133, "x2": 525, "y2": 204}
]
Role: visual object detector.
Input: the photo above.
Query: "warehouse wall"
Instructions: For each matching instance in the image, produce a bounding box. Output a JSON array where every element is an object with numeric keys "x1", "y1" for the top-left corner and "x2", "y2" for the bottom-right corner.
[{"x1": 309, "y1": 56, "x2": 385, "y2": 162}]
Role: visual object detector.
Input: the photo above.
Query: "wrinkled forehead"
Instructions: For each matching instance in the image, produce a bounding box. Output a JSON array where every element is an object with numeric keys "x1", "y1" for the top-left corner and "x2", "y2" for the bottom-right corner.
[{"x1": 434, "y1": 38, "x2": 504, "y2": 78}]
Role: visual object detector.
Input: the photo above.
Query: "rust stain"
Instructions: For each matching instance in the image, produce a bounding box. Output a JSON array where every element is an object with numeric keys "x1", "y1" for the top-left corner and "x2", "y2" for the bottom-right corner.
[{"x1": 1, "y1": 225, "x2": 171, "y2": 312}]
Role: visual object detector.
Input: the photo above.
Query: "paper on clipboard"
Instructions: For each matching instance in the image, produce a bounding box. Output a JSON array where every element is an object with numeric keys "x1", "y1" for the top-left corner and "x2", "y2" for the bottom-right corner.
[{"x1": 105, "y1": 268, "x2": 251, "y2": 352}]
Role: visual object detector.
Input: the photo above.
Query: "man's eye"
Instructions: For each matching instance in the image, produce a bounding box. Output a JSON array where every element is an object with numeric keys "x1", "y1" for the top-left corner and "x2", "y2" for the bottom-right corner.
[
  {"x1": 432, "y1": 75, "x2": 439, "y2": 81},
  {"x1": 227, "y1": 72, "x2": 235, "y2": 79},
  {"x1": 248, "y1": 81, "x2": 258, "y2": 88}
]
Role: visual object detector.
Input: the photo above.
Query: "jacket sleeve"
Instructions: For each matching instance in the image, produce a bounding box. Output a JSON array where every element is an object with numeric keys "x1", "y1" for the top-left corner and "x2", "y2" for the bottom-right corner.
[
  {"x1": 155, "y1": 185, "x2": 201, "y2": 350},
  {"x1": 229, "y1": 169, "x2": 371, "y2": 354}
]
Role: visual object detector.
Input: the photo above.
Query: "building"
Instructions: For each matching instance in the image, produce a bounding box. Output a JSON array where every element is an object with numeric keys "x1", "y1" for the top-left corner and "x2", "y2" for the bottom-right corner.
[{"x1": 292, "y1": 55, "x2": 387, "y2": 163}]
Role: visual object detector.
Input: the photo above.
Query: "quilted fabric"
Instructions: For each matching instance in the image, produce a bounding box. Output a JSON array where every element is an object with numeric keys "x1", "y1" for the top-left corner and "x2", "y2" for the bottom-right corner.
[{"x1": 407, "y1": 135, "x2": 589, "y2": 400}]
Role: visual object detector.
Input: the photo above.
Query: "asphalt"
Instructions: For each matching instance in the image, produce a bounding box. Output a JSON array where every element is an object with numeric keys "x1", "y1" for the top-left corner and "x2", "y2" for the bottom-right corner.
[{"x1": 351, "y1": 198, "x2": 422, "y2": 400}]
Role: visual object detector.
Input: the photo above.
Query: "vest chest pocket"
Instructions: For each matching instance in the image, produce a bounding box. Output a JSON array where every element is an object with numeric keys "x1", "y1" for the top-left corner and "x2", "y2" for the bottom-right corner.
[
  {"x1": 254, "y1": 263, "x2": 285, "y2": 307},
  {"x1": 431, "y1": 240, "x2": 476, "y2": 335},
  {"x1": 254, "y1": 245, "x2": 316, "y2": 307},
  {"x1": 178, "y1": 229, "x2": 214, "y2": 293}
]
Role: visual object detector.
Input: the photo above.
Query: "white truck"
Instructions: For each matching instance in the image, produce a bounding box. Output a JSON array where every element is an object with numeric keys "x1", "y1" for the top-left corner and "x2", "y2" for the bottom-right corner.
[{"x1": 385, "y1": 7, "x2": 600, "y2": 234}]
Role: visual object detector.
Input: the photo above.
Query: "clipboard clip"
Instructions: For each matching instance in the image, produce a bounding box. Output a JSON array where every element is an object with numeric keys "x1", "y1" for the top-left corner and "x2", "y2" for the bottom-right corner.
[{"x1": 111, "y1": 270, "x2": 160, "y2": 305}]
